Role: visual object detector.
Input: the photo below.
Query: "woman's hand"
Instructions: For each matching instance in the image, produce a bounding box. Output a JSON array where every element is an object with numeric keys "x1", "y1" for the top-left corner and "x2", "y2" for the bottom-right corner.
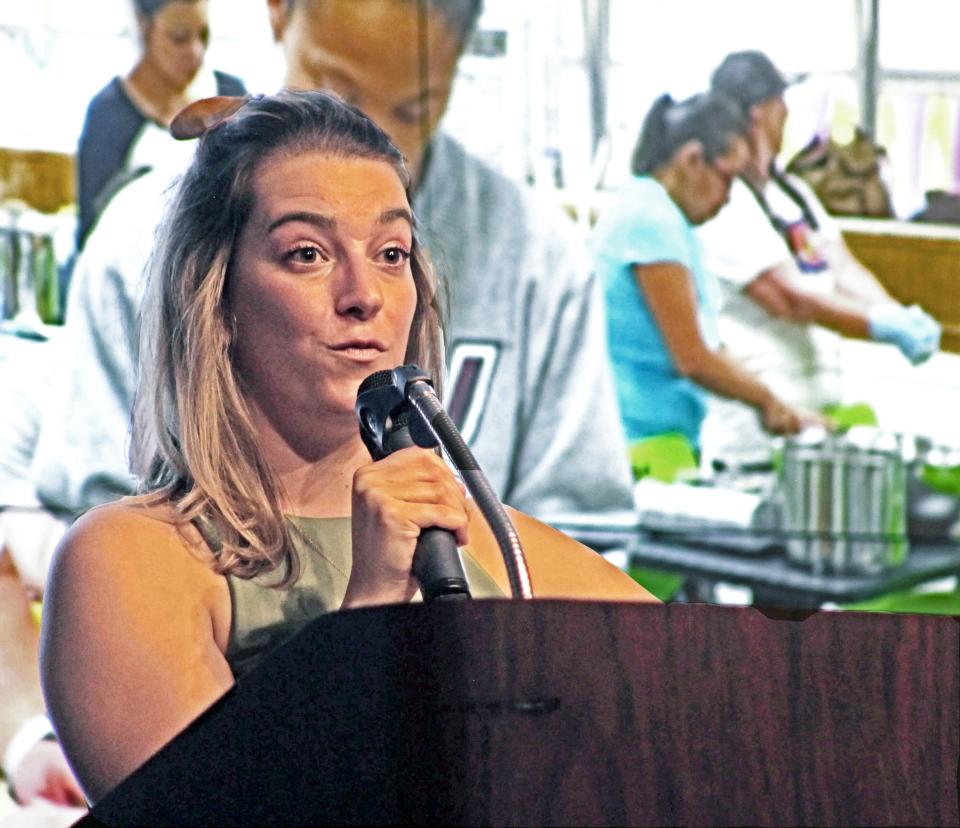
[
  {"x1": 344, "y1": 448, "x2": 469, "y2": 608},
  {"x1": 759, "y1": 394, "x2": 824, "y2": 436}
]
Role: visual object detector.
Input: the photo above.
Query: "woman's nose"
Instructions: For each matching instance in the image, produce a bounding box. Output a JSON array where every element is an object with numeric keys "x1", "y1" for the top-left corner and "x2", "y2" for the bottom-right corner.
[
  {"x1": 333, "y1": 259, "x2": 384, "y2": 320},
  {"x1": 186, "y1": 37, "x2": 205, "y2": 69}
]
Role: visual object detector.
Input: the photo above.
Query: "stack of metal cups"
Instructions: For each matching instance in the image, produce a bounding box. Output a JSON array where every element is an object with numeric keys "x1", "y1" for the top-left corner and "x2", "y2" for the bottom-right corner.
[
  {"x1": 0, "y1": 207, "x2": 61, "y2": 326},
  {"x1": 0, "y1": 211, "x2": 20, "y2": 320},
  {"x1": 780, "y1": 428, "x2": 908, "y2": 576}
]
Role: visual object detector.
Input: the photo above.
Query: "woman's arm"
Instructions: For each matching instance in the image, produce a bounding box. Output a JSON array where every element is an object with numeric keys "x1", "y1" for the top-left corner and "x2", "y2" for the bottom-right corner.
[
  {"x1": 821, "y1": 238, "x2": 893, "y2": 306},
  {"x1": 747, "y1": 251, "x2": 940, "y2": 364},
  {"x1": 744, "y1": 262, "x2": 872, "y2": 339},
  {"x1": 39, "y1": 503, "x2": 234, "y2": 804},
  {"x1": 635, "y1": 262, "x2": 811, "y2": 435}
]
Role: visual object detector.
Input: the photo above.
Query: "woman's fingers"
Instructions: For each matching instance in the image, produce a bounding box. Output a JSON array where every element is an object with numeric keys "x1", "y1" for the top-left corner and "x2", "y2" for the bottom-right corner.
[
  {"x1": 345, "y1": 446, "x2": 471, "y2": 608},
  {"x1": 355, "y1": 474, "x2": 470, "y2": 544},
  {"x1": 762, "y1": 397, "x2": 819, "y2": 435},
  {"x1": 354, "y1": 446, "x2": 456, "y2": 485},
  {"x1": 355, "y1": 447, "x2": 465, "y2": 504},
  {"x1": 374, "y1": 499, "x2": 470, "y2": 545}
]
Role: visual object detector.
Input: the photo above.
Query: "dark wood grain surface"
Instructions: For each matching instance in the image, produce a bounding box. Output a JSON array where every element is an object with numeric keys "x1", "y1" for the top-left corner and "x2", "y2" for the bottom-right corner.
[{"x1": 90, "y1": 602, "x2": 959, "y2": 827}]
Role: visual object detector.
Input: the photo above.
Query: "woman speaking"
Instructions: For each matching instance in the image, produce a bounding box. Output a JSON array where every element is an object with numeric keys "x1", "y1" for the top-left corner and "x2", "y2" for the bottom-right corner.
[{"x1": 39, "y1": 89, "x2": 653, "y2": 804}]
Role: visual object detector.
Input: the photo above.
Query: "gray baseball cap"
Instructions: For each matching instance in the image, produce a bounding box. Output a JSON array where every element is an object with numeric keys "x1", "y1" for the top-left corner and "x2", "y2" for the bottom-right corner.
[{"x1": 711, "y1": 51, "x2": 791, "y2": 111}]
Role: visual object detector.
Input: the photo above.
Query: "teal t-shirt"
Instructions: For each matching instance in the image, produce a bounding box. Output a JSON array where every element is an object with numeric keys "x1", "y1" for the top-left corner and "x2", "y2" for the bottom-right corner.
[{"x1": 589, "y1": 176, "x2": 721, "y2": 448}]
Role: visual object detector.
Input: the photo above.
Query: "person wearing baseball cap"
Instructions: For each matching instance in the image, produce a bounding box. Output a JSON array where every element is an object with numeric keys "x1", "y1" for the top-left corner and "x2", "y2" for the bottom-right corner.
[
  {"x1": 695, "y1": 50, "x2": 941, "y2": 466},
  {"x1": 710, "y1": 51, "x2": 791, "y2": 182},
  {"x1": 713, "y1": 50, "x2": 789, "y2": 111}
]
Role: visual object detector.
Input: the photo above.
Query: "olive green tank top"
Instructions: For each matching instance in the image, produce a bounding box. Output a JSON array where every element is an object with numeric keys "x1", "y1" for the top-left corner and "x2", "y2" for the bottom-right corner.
[{"x1": 197, "y1": 516, "x2": 505, "y2": 677}]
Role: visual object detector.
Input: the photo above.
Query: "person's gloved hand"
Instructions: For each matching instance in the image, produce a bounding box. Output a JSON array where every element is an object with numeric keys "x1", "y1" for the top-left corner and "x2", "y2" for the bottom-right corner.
[{"x1": 867, "y1": 303, "x2": 941, "y2": 365}]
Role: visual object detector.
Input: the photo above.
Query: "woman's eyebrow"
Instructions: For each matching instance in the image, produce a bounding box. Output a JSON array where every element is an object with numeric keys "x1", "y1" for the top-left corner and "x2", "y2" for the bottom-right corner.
[
  {"x1": 266, "y1": 208, "x2": 411, "y2": 234},
  {"x1": 379, "y1": 207, "x2": 413, "y2": 227},
  {"x1": 267, "y1": 211, "x2": 334, "y2": 233}
]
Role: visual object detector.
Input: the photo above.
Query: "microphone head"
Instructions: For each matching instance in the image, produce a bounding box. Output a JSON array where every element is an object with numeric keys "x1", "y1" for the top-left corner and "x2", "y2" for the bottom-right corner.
[
  {"x1": 356, "y1": 370, "x2": 402, "y2": 460},
  {"x1": 357, "y1": 369, "x2": 394, "y2": 397},
  {"x1": 356, "y1": 365, "x2": 437, "y2": 459}
]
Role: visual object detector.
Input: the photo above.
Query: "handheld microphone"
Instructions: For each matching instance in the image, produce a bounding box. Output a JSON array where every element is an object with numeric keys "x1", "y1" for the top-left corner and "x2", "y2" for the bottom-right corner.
[
  {"x1": 357, "y1": 366, "x2": 532, "y2": 600},
  {"x1": 356, "y1": 369, "x2": 471, "y2": 602}
]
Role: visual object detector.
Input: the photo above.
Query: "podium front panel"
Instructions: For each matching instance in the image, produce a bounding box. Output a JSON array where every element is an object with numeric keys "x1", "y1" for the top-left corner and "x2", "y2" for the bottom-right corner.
[{"x1": 91, "y1": 602, "x2": 959, "y2": 826}]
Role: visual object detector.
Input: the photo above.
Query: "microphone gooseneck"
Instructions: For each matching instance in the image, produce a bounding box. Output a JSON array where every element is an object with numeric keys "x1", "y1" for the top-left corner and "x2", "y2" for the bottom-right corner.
[
  {"x1": 357, "y1": 366, "x2": 532, "y2": 600},
  {"x1": 404, "y1": 379, "x2": 532, "y2": 600}
]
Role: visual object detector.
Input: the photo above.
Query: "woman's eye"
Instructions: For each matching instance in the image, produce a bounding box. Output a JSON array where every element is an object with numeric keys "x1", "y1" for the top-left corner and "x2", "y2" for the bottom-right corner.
[
  {"x1": 380, "y1": 246, "x2": 410, "y2": 266},
  {"x1": 285, "y1": 245, "x2": 324, "y2": 265}
]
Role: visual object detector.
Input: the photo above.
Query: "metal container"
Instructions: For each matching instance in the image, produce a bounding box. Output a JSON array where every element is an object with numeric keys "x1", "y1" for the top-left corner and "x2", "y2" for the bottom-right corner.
[
  {"x1": 0, "y1": 225, "x2": 20, "y2": 320},
  {"x1": 0, "y1": 207, "x2": 64, "y2": 327},
  {"x1": 907, "y1": 441, "x2": 960, "y2": 540},
  {"x1": 844, "y1": 439, "x2": 908, "y2": 574},
  {"x1": 780, "y1": 429, "x2": 908, "y2": 575},
  {"x1": 29, "y1": 230, "x2": 60, "y2": 324},
  {"x1": 15, "y1": 229, "x2": 41, "y2": 325}
]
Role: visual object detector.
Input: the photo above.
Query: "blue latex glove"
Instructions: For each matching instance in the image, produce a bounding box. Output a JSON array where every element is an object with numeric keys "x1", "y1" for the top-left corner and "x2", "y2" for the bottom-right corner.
[{"x1": 867, "y1": 303, "x2": 941, "y2": 365}]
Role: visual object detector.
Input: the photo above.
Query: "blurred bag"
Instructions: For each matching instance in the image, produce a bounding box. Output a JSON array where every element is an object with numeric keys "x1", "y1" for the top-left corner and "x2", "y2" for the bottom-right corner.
[{"x1": 786, "y1": 128, "x2": 895, "y2": 218}]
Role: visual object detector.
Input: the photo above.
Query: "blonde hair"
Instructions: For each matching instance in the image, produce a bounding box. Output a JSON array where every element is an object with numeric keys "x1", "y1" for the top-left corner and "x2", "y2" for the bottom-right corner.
[{"x1": 132, "y1": 90, "x2": 445, "y2": 584}]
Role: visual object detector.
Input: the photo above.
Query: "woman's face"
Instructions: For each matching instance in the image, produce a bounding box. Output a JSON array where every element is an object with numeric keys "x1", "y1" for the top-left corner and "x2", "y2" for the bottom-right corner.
[
  {"x1": 273, "y1": 0, "x2": 463, "y2": 182},
  {"x1": 679, "y1": 135, "x2": 750, "y2": 225},
  {"x1": 755, "y1": 95, "x2": 788, "y2": 158},
  {"x1": 228, "y1": 151, "x2": 418, "y2": 445},
  {"x1": 142, "y1": 0, "x2": 210, "y2": 91}
]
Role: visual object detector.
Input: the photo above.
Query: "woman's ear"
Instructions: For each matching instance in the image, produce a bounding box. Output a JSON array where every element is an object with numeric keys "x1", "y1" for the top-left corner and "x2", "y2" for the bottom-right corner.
[{"x1": 675, "y1": 139, "x2": 707, "y2": 173}]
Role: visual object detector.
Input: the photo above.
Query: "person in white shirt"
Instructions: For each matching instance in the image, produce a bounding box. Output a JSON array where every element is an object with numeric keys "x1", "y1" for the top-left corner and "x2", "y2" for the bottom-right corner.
[{"x1": 696, "y1": 51, "x2": 941, "y2": 464}]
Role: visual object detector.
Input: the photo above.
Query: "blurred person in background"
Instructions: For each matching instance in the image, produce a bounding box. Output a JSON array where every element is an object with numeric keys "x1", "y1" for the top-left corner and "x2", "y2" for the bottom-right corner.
[
  {"x1": 75, "y1": 0, "x2": 246, "y2": 250},
  {"x1": 21, "y1": 0, "x2": 633, "y2": 544},
  {"x1": 0, "y1": 555, "x2": 85, "y2": 817},
  {"x1": 267, "y1": 0, "x2": 633, "y2": 530},
  {"x1": 0, "y1": 350, "x2": 82, "y2": 813},
  {"x1": 589, "y1": 92, "x2": 816, "y2": 459},
  {"x1": 696, "y1": 51, "x2": 941, "y2": 466}
]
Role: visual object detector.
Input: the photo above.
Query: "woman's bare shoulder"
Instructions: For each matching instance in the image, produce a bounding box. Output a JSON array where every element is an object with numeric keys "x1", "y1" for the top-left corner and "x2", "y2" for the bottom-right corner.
[
  {"x1": 48, "y1": 497, "x2": 223, "y2": 618},
  {"x1": 466, "y1": 503, "x2": 657, "y2": 603},
  {"x1": 58, "y1": 497, "x2": 211, "y2": 568},
  {"x1": 66, "y1": 494, "x2": 170, "y2": 530},
  {"x1": 41, "y1": 498, "x2": 234, "y2": 804}
]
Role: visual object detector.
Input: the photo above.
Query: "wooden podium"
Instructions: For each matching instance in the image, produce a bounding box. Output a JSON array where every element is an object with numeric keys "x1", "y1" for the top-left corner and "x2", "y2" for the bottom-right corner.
[{"x1": 87, "y1": 601, "x2": 958, "y2": 826}]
